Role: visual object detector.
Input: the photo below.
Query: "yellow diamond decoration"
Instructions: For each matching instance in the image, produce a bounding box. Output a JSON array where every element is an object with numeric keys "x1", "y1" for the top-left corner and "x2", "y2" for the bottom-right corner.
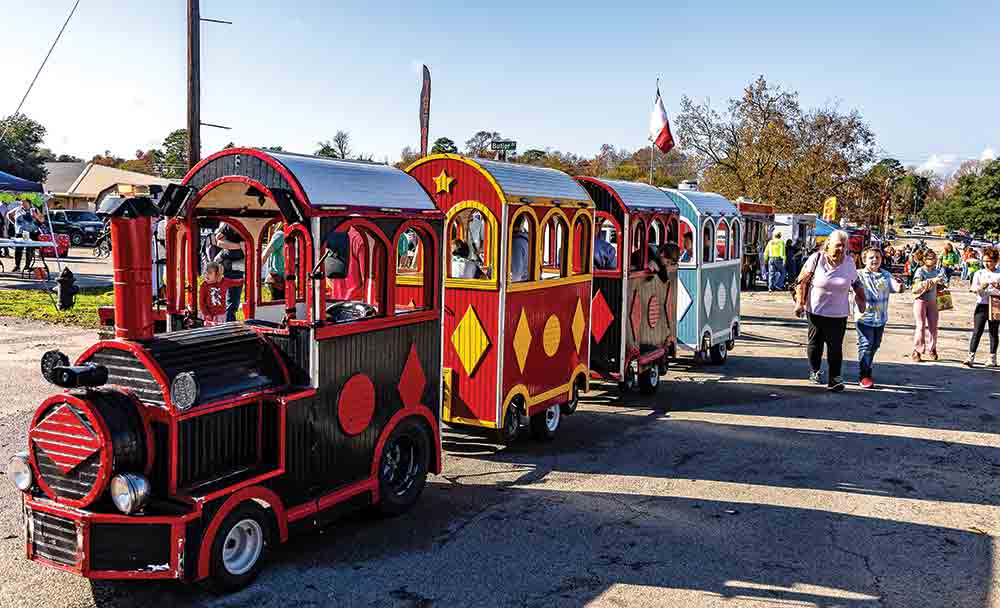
[
  {"x1": 543, "y1": 315, "x2": 561, "y2": 357},
  {"x1": 451, "y1": 305, "x2": 490, "y2": 376},
  {"x1": 434, "y1": 169, "x2": 455, "y2": 193},
  {"x1": 513, "y1": 309, "x2": 533, "y2": 373},
  {"x1": 571, "y1": 298, "x2": 585, "y2": 354}
]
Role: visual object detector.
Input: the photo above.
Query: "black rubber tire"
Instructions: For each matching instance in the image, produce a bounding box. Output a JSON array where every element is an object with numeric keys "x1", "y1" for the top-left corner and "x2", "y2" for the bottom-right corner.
[
  {"x1": 639, "y1": 366, "x2": 660, "y2": 394},
  {"x1": 206, "y1": 502, "x2": 273, "y2": 594},
  {"x1": 619, "y1": 370, "x2": 638, "y2": 393},
  {"x1": 726, "y1": 339, "x2": 736, "y2": 351},
  {"x1": 710, "y1": 342, "x2": 728, "y2": 365},
  {"x1": 376, "y1": 418, "x2": 431, "y2": 517},
  {"x1": 497, "y1": 401, "x2": 521, "y2": 445},
  {"x1": 560, "y1": 383, "x2": 580, "y2": 415},
  {"x1": 529, "y1": 405, "x2": 560, "y2": 440},
  {"x1": 69, "y1": 231, "x2": 83, "y2": 246}
]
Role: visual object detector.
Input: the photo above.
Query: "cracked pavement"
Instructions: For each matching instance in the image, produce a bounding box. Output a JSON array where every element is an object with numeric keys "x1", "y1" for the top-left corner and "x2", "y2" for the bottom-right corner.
[{"x1": 1, "y1": 285, "x2": 999, "y2": 607}]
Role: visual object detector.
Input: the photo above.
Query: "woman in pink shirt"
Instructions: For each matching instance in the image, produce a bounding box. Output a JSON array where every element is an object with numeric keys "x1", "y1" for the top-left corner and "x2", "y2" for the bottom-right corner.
[{"x1": 795, "y1": 231, "x2": 865, "y2": 392}]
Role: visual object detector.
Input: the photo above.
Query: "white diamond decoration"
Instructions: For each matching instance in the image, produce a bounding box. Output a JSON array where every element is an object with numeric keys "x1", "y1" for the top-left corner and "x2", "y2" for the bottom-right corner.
[
  {"x1": 703, "y1": 281, "x2": 713, "y2": 316},
  {"x1": 730, "y1": 274, "x2": 739, "y2": 312},
  {"x1": 677, "y1": 279, "x2": 693, "y2": 322},
  {"x1": 717, "y1": 281, "x2": 726, "y2": 310}
]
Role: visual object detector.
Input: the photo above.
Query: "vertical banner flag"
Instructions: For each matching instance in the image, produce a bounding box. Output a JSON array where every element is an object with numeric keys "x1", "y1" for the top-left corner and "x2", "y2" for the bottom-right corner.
[
  {"x1": 822, "y1": 196, "x2": 838, "y2": 222},
  {"x1": 419, "y1": 65, "x2": 431, "y2": 157},
  {"x1": 648, "y1": 84, "x2": 675, "y2": 154}
]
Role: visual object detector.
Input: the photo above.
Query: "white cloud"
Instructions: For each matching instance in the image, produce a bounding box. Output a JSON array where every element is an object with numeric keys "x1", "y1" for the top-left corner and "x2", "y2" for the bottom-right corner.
[
  {"x1": 981, "y1": 147, "x2": 997, "y2": 161},
  {"x1": 918, "y1": 154, "x2": 958, "y2": 175}
]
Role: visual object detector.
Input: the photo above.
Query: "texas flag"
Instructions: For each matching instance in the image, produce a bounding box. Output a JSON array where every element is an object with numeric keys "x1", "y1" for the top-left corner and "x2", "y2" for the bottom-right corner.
[{"x1": 648, "y1": 85, "x2": 675, "y2": 154}]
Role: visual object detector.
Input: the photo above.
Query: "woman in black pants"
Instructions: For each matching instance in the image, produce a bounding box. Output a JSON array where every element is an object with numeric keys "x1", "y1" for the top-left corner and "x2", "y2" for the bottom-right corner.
[
  {"x1": 794, "y1": 231, "x2": 865, "y2": 392},
  {"x1": 964, "y1": 247, "x2": 1000, "y2": 367}
]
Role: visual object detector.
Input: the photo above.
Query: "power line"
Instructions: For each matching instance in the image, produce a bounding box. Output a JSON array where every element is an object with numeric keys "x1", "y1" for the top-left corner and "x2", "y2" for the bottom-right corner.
[{"x1": 0, "y1": 0, "x2": 82, "y2": 144}]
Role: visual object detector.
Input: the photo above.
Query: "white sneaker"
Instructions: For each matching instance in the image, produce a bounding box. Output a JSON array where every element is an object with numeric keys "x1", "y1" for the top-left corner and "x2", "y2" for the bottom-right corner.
[
  {"x1": 963, "y1": 354, "x2": 976, "y2": 368},
  {"x1": 991, "y1": 354, "x2": 998, "y2": 368}
]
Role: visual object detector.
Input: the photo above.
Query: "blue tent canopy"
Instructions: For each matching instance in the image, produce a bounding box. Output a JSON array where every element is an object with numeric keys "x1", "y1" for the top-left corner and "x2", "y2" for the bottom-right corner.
[
  {"x1": 815, "y1": 217, "x2": 838, "y2": 237},
  {"x1": 0, "y1": 169, "x2": 43, "y2": 193}
]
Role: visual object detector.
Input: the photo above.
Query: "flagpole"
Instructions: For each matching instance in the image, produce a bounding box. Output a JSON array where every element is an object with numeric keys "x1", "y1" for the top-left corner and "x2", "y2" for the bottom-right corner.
[{"x1": 649, "y1": 77, "x2": 659, "y2": 185}]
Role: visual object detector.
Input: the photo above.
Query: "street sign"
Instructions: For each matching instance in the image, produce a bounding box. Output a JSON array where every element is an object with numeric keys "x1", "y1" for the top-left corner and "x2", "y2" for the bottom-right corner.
[{"x1": 490, "y1": 140, "x2": 517, "y2": 152}]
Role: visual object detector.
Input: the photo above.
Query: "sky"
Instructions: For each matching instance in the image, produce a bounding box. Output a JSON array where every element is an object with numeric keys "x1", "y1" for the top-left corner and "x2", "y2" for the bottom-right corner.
[{"x1": 3, "y1": 0, "x2": 998, "y2": 176}]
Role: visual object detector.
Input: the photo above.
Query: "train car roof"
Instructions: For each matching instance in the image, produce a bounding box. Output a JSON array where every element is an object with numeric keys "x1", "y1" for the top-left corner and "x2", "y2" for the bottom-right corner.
[
  {"x1": 265, "y1": 150, "x2": 437, "y2": 211},
  {"x1": 661, "y1": 188, "x2": 740, "y2": 218},
  {"x1": 578, "y1": 177, "x2": 678, "y2": 213}
]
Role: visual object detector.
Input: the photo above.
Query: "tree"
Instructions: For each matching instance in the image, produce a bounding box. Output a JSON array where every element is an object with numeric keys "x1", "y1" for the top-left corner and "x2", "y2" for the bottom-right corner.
[
  {"x1": 0, "y1": 113, "x2": 48, "y2": 182},
  {"x1": 91, "y1": 150, "x2": 125, "y2": 167},
  {"x1": 464, "y1": 131, "x2": 502, "y2": 158},
  {"x1": 160, "y1": 129, "x2": 190, "y2": 178},
  {"x1": 396, "y1": 146, "x2": 420, "y2": 169},
  {"x1": 56, "y1": 154, "x2": 83, "y2": 162},
  {"x1": 317, "y1": 130, "x2": 352, "y2": 159},
  {"x1": 260, "y1": 145, "x2": 284, "y2": 152},
  {"x1": 431, "y1": 137, "x2": 458, "y2": 154},
  {"x1": 676, "y1": 76, "x2": 876, "y2": 213}
]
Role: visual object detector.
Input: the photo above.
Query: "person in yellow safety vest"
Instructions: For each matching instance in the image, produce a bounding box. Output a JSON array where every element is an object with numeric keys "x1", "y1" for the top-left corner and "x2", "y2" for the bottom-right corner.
[{"x1": 764, "y1": 231, "x2": 787, "y2": 291}]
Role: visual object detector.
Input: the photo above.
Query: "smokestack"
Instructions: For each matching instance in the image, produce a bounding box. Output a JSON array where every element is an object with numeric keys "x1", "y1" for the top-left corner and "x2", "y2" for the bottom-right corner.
[{"x1": 97, "y1": 196, "x2": 159, "y2": 341}]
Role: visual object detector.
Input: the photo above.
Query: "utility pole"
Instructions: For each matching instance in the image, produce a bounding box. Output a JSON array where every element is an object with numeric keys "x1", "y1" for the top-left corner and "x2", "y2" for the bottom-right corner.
[{"x1": 187, "y1": 0, "x2": 201, "y2": 170}]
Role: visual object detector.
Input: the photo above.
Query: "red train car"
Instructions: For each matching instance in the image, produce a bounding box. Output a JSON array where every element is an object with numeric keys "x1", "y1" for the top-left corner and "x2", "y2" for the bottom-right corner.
[
  {"x1": 407, "y1": 155, "x2": 593, "y2": 442},
  {"x1": 574, "y1": 178, "x2": 680, "y2": 393},
  {"x1": 8, "y1": 149, "x2": 443, "y2": 591}
]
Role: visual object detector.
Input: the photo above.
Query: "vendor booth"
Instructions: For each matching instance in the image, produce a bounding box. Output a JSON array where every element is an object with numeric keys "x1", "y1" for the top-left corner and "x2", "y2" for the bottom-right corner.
[
  {"x1": 736, "y1": 198, "x2": 774, "y2": 290},
  {"x1": 0, "y1": 170, "x2": 65, "y2": 277}
]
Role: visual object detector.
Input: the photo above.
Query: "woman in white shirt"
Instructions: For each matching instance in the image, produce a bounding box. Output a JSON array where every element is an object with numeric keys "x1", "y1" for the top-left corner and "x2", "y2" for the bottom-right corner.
[{"x1": 965, "y1": 246, "x2": 1000, "y2": 367}]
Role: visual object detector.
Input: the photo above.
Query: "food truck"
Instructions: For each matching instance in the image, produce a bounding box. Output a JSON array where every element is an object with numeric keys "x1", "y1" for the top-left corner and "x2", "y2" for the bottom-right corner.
[
  {"x1": 735, "y1": 198, "x2": 774, "y2": 290},
  {"x1": 407, "y1": 155, "x2": 592, "y2": 443},
  {"x1": 574, "y1": 177, "x2": 679, "y2": 393},
  {"x1": 9, "y1": 148, "x2": 444, "y2": 590},
  {"x1": 662, "y1": 187, "x2": 742, "y2": 364},
  {"x1": 774, "y1": 213, "x2": 817, "y2": 251}
]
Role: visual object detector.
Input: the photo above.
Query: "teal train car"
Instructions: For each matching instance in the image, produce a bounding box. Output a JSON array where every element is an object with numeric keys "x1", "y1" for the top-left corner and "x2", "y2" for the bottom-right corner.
[{"x1": 661, "y1": 187, "x2": 742, "y2": 364}]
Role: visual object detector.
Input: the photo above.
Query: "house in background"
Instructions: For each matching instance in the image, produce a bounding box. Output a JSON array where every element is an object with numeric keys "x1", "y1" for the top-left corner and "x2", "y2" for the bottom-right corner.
[{"x1": 43, "y1": 162, "x2": 174, "y2": 210}]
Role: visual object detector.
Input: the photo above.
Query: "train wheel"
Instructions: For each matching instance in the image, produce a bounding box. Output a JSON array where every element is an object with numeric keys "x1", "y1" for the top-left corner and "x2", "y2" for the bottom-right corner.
[
  {"x1": 710, "y1": 342, "x2": 728, "y2": 365},
  {"x1": 639, "y1": 366, "x2": 660, "y2": 394},
  {"x1": 207, "y1": 502, "x2": 273, "y2": 593},
  {"x1": 619, "y1": 369, "x2": 638, "y2": 392},
  {"x1": 498, "y1": 401, "x2": 522, "y2": 445},
  {"x1": 530, "y1": 404, "x2": 560, "y2": 440},
  {"x1": 560, "y1": 383, "x2": 580, "y2": 416},
  {"x1": 376, "y1": 418, "x2": 430, "y2": 517}
]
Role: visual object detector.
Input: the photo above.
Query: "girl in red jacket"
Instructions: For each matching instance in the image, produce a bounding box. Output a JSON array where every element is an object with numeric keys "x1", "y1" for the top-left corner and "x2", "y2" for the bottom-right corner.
[{"x1": 199, "y1": 262, "x2": 243, "y2": 325}]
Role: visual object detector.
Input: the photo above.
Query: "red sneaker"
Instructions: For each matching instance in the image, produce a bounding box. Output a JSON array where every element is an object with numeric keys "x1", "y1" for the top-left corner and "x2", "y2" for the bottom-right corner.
[{"x1": 860, "y1": 377, "x2": 875, "y2": 389}]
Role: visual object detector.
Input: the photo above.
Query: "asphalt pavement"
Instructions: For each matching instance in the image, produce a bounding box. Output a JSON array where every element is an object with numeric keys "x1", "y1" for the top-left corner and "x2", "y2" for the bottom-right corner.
[{"x1": 0, "y1": 283, "x2": 998, "y2": 607}]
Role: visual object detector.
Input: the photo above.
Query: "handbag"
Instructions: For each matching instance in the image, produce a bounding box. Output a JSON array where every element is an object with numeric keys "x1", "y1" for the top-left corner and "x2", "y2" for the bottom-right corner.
[
  {"x1": 792, "y1": 253, "x2": 821, "y2": 305},
  {"x1": 936, "y1": 287, "x2": 953, "y2": 312},
  {"x1": 989, "y1": 295, "x2": 1000, "y2": 321}
]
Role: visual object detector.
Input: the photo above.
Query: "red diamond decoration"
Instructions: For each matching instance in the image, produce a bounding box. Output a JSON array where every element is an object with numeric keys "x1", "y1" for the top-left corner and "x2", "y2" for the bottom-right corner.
[
  {"x1": 30, "y1": 404, "x2": 101, "y2": 474},
  {"x1": 398, "y1": 343, "x2": 427, "y2": 410},
  {"x1": 647, "y1": 295, "x2": 660, "y2": 329},
  {"x1": 630, "y1": 291, "x2": 642, "y2": 341},
  {"x1": 591, "y1": 290, "x2": 614, "y2": 343}
]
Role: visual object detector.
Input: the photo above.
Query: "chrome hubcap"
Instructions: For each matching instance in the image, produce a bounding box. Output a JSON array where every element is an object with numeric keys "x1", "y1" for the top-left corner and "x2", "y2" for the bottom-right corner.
[
  {"x1": 222, "y1": 519, "x2": 263, "y2": 576},
  {"x1": 545, "y1": 404, "x2": 560, "y2": 432},
  {"x1": 648, "y1": 369, "x2": 659, "y2": 386}
]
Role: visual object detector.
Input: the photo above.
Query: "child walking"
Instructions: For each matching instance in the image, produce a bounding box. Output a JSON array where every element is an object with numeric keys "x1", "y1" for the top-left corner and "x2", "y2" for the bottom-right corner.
[
  {"x1": 854, "y1": 248, "x2": 904, "y2": 388},
  {"x1": 965, "y1": 246, "x2": 1000, "y2": 367},
  {"x1": 911, "y1": 249, "x2": 945, "y2": 362},
  {"x1": 199, "y1": 261, "x2": 243, "y2": 325}
]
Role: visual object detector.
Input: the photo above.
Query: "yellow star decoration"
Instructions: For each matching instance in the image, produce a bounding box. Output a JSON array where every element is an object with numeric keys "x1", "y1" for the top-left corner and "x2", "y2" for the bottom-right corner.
[{"x1": 434, "y1": 170, "x2": 455, "y2": 194}]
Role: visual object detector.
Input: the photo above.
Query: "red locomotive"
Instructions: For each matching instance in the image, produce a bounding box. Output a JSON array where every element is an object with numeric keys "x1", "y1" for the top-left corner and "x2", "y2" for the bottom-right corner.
[
  {"x1": 8, "y1": 148, "x2": 444, "y2": 590},
  {"x1": 407, "y1": 155, "x2": 593, "y2": 443}
]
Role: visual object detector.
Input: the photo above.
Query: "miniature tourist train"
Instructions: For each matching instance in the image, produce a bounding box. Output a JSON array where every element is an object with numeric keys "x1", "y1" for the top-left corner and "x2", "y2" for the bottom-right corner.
[{"x1": 7, "y1": 147, "x2": 742, "y2": 591}]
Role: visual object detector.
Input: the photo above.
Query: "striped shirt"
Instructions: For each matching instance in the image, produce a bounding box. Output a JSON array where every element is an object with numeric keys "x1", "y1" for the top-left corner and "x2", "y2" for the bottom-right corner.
[{"x1": 854, "y1": 268, "x2": 902, "y2": 327}]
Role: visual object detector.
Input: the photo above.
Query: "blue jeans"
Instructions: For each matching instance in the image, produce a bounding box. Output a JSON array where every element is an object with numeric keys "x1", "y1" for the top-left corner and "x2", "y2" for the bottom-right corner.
[
  {"x1": 224, "y1": 273, "x2": 244, "y2": 322},
  {"x1": 856, "y1": 321, "x2": 885, "y2": 379},
  {"x1": 767, "y1": 258, "x2": 785, "y2": 290}
]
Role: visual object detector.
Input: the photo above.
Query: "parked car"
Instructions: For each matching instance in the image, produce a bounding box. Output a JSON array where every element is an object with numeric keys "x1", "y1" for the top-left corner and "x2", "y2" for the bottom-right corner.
[
  {"x1": 899, "y1": 219, "x2": 914, "y2": 229},
  {"x1": 46, "y1": 209, "x2": 106, "y2": 246},
  {"x1": 886, "y1": 229, "x2": 898, "y2": 239}
]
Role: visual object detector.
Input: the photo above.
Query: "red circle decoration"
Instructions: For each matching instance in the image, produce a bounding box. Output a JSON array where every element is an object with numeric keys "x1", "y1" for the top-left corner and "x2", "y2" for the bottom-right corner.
[
  {"x1": 647, "y1": 295, "x2": 660, "y2": 328},
  {"x1": 338, "y1": 374, "x2": 376, "y2": 436}
]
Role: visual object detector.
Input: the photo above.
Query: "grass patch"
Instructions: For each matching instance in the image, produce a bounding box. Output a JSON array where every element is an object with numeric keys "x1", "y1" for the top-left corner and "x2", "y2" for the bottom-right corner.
[{"x1": 0, "y1": 287, "x2": 113, "y2": 328}]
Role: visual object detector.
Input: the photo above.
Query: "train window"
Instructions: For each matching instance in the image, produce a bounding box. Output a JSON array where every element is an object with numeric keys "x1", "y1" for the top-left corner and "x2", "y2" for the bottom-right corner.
[
  {"x1": 395, "y1": 227, "x2": 432, "y2": 312},
  {"x1": 594, "y1": 216, "x2": 619, "y2": 271},
  {"x1": 648, "y1": 219, "x2": 665, "y2": 251},
  {"x1": 508, "y1": 212, "x2": 536, "y2": 283},
  {"x1": 259, "y1": 221, "x2": 285, "y2": 304},
  {"x1": 541, "y1": 213, "x2": 569, "y2": 280},
  {"x1": 448, "y1": 208, "x2": 492, "y2": 281},
  {"x1": 572, "y1": 215, "x2": 591, "y2": 275},
  {"x1": 630, "y1": 219, "x2": 646, "y2": 272},
  {"x1": 326, "y1": 224, "x2": 386, "y2": 320},
  {"x1": 667, "y1": 216, "x2": 679, "y2": 244},
  {"x1": 730, "y1": 221, "x2": 741, "y2": 259},
  {"x1": 716, "y1": 219, "x2": 729, "y2": 261},
  {"x1": 702, "y1": 220, "x2": 715, "y2": 263},
  {"x1": 679, "y1": 219, "x2": 695, "y2": 264}
]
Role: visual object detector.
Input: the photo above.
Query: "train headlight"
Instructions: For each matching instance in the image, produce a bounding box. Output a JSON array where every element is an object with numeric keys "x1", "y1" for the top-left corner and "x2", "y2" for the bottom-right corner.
[
  {"x1": 7, "y1": 452, "x2": 32, "y2": 492},
  {"x1": 171, "y1": 371, "x2": 199, "y2": 411},
  {"x1": 110, "y1": 473, "x2": 150, "y2": 514}
]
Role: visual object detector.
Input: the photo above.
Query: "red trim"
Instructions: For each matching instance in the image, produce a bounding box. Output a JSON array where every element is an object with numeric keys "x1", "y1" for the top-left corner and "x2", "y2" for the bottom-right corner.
[
  {"x1": 592, "y1": 210, "x2": 622, "y2": 275},
  {"x1": 284, "y1": 223, "x2": 314, "y2": 323},
  {"x1": 315, "y1": 310, "x2": 438, "y2": 340},
  {"x1": 182, "y1": 147, "x2": 312, "y2": 214},
  {"x1": 263, "y1": 337, "x2": 292, "y2": 386},
  {"x1": 637, "y1": 347, "x2": 666, "y2": 367},
  {"x1": 371, "y1": 404, "x2": 442, "y2": 483},
  {"x1": 285, "y1": 477, "x2": 376, "y2": 523},
  {"x1": 175, "y1": 389, "x2": 284, "y2": 422},
  {"x1": 256, "y1": 217, "x2": 284, "y2": 307},
  {"x1": 393, "y1": 219, "x2": 441, "y2": 311},
  {"x1": 76, "y1": 341, "x2": 173, "y2": 409},
  {"x1": 195, "y1": 485, "x2": 289, "y2": 580},
  {"x1": 29, "y1": 394, "x2": 114, "y2": 508}
]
